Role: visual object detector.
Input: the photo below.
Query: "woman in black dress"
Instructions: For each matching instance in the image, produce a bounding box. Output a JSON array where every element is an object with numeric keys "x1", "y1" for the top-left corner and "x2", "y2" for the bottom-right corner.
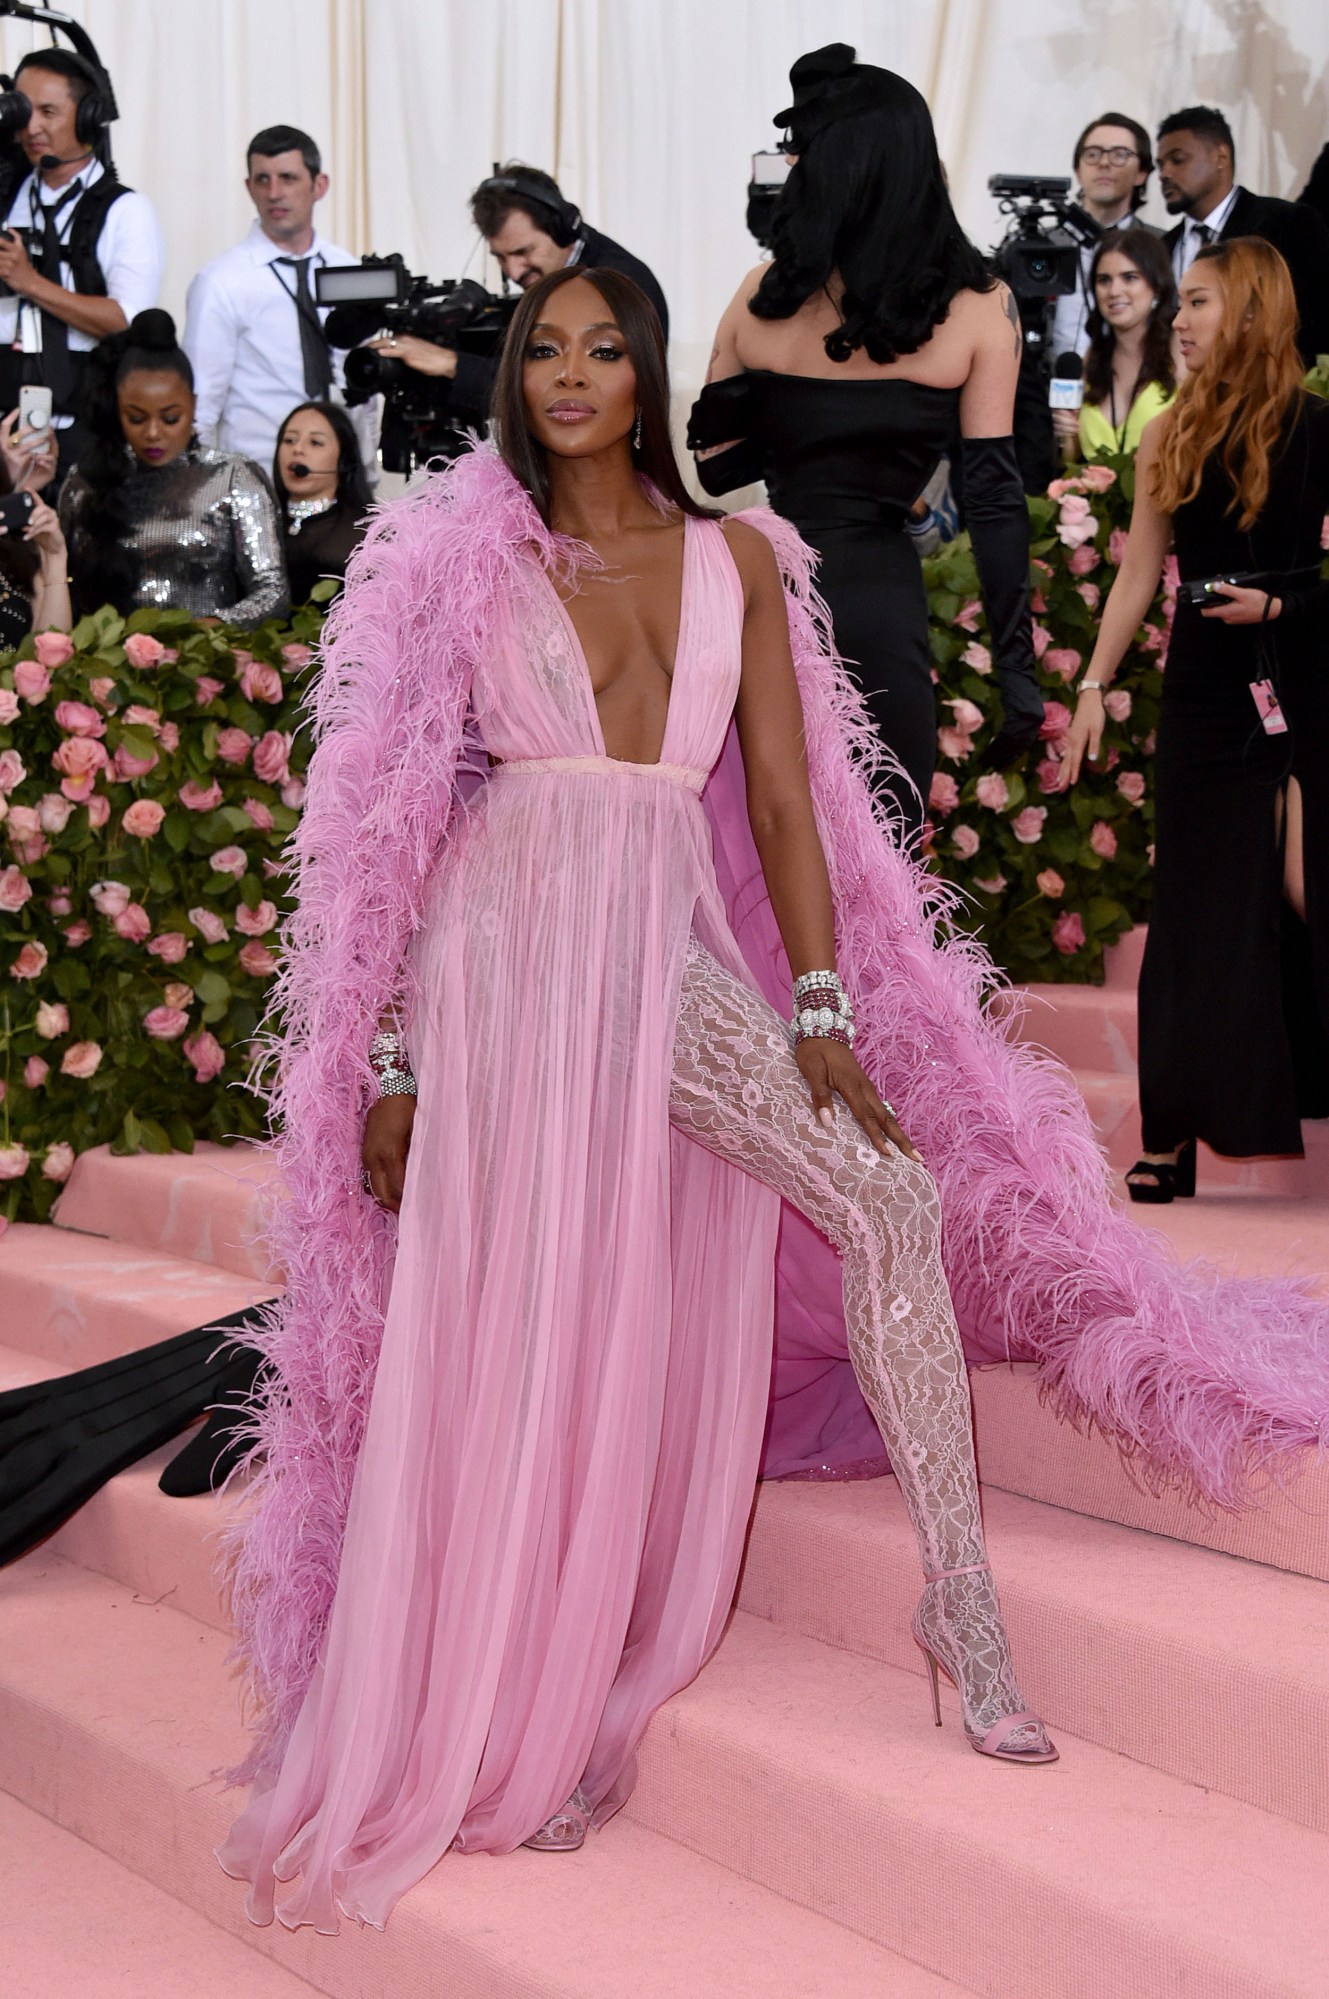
[
  {"x1": 688, "y1": 45, "x2": 1044, "y2": 834},
  {"x1": 273, "y1": 400, "x2": 371, "y2": 605},
  {"x1": 1060, "y1": 238, "x2": 1329, "y2": 1196}
]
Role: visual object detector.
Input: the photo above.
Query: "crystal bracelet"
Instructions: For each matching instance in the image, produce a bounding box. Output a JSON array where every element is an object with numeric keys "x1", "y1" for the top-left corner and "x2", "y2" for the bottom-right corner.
[
  {"x1": 791, "y1": 968, "x2": 856, "y2": 1048},
  {"x1": 369, "y1": 1029, "x2": 417, "y2": 1099}
]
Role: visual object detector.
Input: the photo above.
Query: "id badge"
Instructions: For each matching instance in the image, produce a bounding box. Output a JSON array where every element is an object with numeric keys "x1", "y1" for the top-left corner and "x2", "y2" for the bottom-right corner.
[{"x1": 1250, "y1": 679, "x2": 1289, "y2": 735}]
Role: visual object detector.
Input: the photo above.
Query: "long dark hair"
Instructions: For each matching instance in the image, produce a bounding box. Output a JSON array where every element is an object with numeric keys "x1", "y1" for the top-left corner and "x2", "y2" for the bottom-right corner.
[
  {"x1": 70, "y1": 308, "x2": 195, "y2": 613},
  {"x1": 748, "y1": 76, "x2": 992, "y2": 364},
  {"x1": 272, "y1": 400, "x2": 372, "y2": 514},
  {"x1": 1083, "y1": 227, "x2": 1178, "y2": 409},
  {"x1": 492, "y1": 266, "x2": 716, "y2": 524}
]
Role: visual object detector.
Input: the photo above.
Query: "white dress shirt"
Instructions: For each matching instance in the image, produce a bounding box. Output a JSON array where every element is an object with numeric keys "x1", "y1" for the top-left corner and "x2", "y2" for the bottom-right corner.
[
  {"x1": 1050, "y1": 239, "x2": 1098, "y2": 361},
  {"x1": 1172, "y1": 185, "x2": 1240, "y2": 282},
  {"x1": 0, "y1": 160, "x2": 165, "y2": 423},
  {"x1": 184, "y1": 220, "x2": 369, "y2": 470}
]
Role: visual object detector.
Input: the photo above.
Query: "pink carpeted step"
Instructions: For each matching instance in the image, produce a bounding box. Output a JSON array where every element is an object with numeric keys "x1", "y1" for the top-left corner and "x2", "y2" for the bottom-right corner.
[
  {"x1": 628, "y1": 1610, "x2": 1329, "y2": 1999},
  {"x1": 999, "y1": 980, "x2": 1139, "y2": 1074},
  {"x1": 0, "y1": 1791, "x2": 323, "y2": 1999},
  {"x1": 53, "y1": 1143, "x2": 282, "y2": 1284},
  {"x1": 0, "y1": 1224, "x2": 277, "y2": 1372},
  {"x1": 0, "y1": 1555, "x2": 961, "y2": 1999},
  {"x1": 1102, "y1": 924, "x2": 1147, "y2": 989},
  {"x1": 972, "y1": 1363, "x2": 1329, "y2": 1582}
]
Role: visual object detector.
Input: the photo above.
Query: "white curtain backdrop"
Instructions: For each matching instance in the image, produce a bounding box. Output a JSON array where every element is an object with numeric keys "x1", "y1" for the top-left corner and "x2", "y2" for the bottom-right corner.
[{"x1": 1, "y1": 0, "x2": 1324, "y2": 407}]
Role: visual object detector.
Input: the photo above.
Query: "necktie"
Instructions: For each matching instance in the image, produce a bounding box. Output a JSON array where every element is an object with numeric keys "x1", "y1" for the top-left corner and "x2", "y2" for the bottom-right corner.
[
  {"x1": 1193, "y1": 222, "x2": 1214, "y2": 246},
  {"x1": 276, "y1": 255, "x2": 333, "y2": 400},
  {"x1": 34, "y1": 181, "x2": 83, "y2": 410}
]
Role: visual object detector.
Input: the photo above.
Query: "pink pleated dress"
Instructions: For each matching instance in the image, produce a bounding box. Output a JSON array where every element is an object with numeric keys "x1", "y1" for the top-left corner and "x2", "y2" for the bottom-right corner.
[{"x1": 219, "y1": 515, "x2": 783, "y2": 1929}]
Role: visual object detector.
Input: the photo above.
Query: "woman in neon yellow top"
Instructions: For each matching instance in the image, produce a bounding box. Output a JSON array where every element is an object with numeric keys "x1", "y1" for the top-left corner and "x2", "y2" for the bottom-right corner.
[{"x1": 1054, "y1": 227, "x2": 1179, "y2": 459}]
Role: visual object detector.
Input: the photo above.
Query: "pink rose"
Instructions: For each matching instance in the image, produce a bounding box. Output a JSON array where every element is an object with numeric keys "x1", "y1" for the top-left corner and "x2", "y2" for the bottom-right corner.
[
  {"x1": 89, "y1": 676, "x2": 116, "y2": 707},
  {"x1": 959, "y1": 640, "x2": 992, "y2": 676},
  {"x1": 11, "y1": 940, "x2": 47, "y2": 979},
  {"x1": 252, "y1": 730, "x2": 292, "y2": 785},
  {"x1": 42, "y1": 1141, "x2": 76, "y2": 1183},
  {"x1": 49, "y1": 894, "x2": 72, "y2": 919},
  {"x1": 951, "y1": 823, "x2": 981, "y2": 860},
  {"x1": 1058, "y1": 493, "x2": 1092, "y2": 521},
  {"x1": 113, "y1": 743, "x2": 159, "y2": 782},
  {"x1": 147, "y1": 930, "x2": 189, "y2": 963},
  {"x1": 974, "y1": 873, "x2": 1007, "y2": 895},
  {"x1": 194, "y1": 676, "x2": 225, "y2": 706},
  {"x1": 1104, "y1": 689, "x2": 1132, "y2": 722},
  {"x1": 1012, "y1": 806, "x2": 1048, "y2": 845},
  {"x1": 240, "y1": 659, "x2": 283, "y2": 705},
  {"x1": 60, "y1": 1040, "x2": 103, "y2": 1078},
  {"x1": 188, "y1": 905, "x2": 229, "y2": 944},
  {"x1": 1108, "y1": 527, "x2": 1130, "y2": 567},
  {"x1": 1046, "y1": 477, "x2": 1074, "y2": 500},
  {"x1": 242, "y1": 795, "x2": 274, "y2": 831},
  {"x1": 1039, "y1": 700, "x2": 1072, "y2": 742},
  {"x1": 948, "y1": 697, "x2": 985, "y2": 735},
  {"x1": 1067, "y1": 542, "x2": 1099, "y2": 576},
  {"x1": 975, "y1": 773, "x2": 1009, "y2": 811},
  {"x1": 86, "y1": 794, "x2": 110, "y2": 828},
  {"x1": 953, "y1": 599, "x2": 982, "y2": 632},
  {"x1": 13, "y1": 659, "x2": 51, "y2": 703},
  {"x1": 183, "y1": 1028, "x2": 226, "y2": 1083},
  {"x1": 1031, "y1": 623, "x2": 1051, "y2": 660},
  {"x1": 280, "y1": 777, "x2": 305, "y2": 809},
  {"x1": 230, "y1": 649, "x2": 254, "y2": 671},
  {"x1": 1043, "y1": 647, "x2": 1081, "y2": 684},
  {"x1": 54, "y1": 699, "x2": 105, "y2": 739},
  {"x1": 160, "y1": 648, "x2": 179, "y2": 665},
  {"x1": 1117, "y1": 770, "x2": 1147, "y2": 805},
  {"x1": 1036, "y1": 868, "x2": 1065, "y2": 898},
  {"x1": 1031, "y1": 590, "x2": 1048, "y2": 614},
  {"x1": 0, "y1": 689, "x2": 17, "y2": 724},
  {"x1": 235, "y1": 897, "x2": 278, "y2": 936},
  {"x1": 1036, "y1": 757, "x2": 1064, "y2": 793},
  {"x1": 1076, "y1": 582, "x2": 1101, "y2": 610},
  {"x1": 158, "y1": 721, "x2": 180, "y2": 753},
  {"x1": 123, "y1": 703, "x2": 161, "y2": 733},
  {"x1": 35, "y1": 1000, "x2": 69, "y2": 1039},
  {"x1": 263, "y1": 858, "x2": 284, "y2": 878},
  {"x1": 33, "y1": 630, "x2": 74, "y2": 669},
  {"x1": 238, "y1": 939, "x2": 278, "y2": 978},
  {"x1": 1080, "y1": 463, "x2": 1117, "y2": 493},
  {"x1": 0, "y1": 1142, "x2": 30, "y2": 1180},
  {"x1": 63, "y1": 919, "x2": 91, "y2": 946},
  {"x1": 1090, "y1": 820, "x2": 1118, "y2": 859},
  {"x1": 1057, "y1": 517, "x2": 1098, "y2": 552},
  {"x1": 0, "y1": 747, "x2": 24, "y2": 792},
  {"x1": 928, "y1": 771, "x2": 960, "y2": 817},
  {"x1": 163, "y1": 981, "x2": 194, "y2": 1011},
  {"x1": 216, "y1": 727, "x2": 253, "y2": 766},
  {"x1": 0, "y1": 864, "x2": 31, "y2": 911},
  {"x1": 5, "y1": 806, "x2": 44, "y2": 863},
  {"x1": 91, "y1": 880, "x2": 131, "y2": 918},
  {"x1": 937, "y1": 726, "x2": 975, "y2": 762},
  {"x1": 24, "y1": 1055, "x2": 48, "y2": 1088},
  {"x1": 37, "y1": 792, "x2": 73, "y2": 834},
  {"x1": 1138, "y1": 623, "x2": 1166, "y2": 655},
  {"x1": 122, "y1": 798, "x2": 166, "y2": 838},
  {"x1": 53, "y1": 735, "x2": 108, "y2": 800},
  {"x1": 123, "y1": 632, "x2": 167, "y2": 671},
  {"x1": 281, "y1": 641, "x2": 313, "y2": 666},
  {"x1": 179, "y1": 778, "x2": 224, "y2": 812},
  {"x1": 113, "y1": 902, "x2": 153, "y2": 942},
  {"x1": 1052, "y1": 910, "x2": 1087, "y2": 955},
  {"x1": 209, "y1": 844, "x2": 247, "y2": 878},
  {"x1": 143, "y1": 1005, "x2": 190, "y2": 1041}
]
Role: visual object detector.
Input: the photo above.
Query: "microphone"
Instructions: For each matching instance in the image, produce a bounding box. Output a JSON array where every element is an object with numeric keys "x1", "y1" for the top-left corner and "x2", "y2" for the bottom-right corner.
[
  {"x1": 289, "y1": 462, "x2": 312, "y2": 479},
  {"x1": 1048, "y1": 351, "x2": 1085, "y2": 412},
  {"x1": 39, "y1": 150, "x2": 93, "y2": 171}
]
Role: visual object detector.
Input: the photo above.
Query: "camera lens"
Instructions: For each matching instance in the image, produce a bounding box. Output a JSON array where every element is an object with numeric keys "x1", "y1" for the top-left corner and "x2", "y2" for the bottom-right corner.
[
  {"x1": 0, "y1": 89, "x2": 32, "y2": 147},
  {"x1": 344, "y1": 346, "x2": 399, "y2": 396},
  {"x1": 1027, "y1": 253, "x2": 1053, "y2": 283}
]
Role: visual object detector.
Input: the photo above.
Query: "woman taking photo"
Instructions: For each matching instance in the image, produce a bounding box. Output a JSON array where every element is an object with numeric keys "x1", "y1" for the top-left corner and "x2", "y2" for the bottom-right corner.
[
  {"x1": 0, "y1": 407, "x2": 71, "y2": 647},
  {"x1": 1059, "y1": 239, "x2": 1329, "y2": 1197},
  {"x1": 1053, "y1": 226, "x2": 1177, "y2": 461},
  {"x1": 273, "y1": 399, "x2": 371, "y2": 605},
  {"x1": 60, "y1": 309, "x2": 287, "y2": 627},
  {"x1": 689, "y1": 45, "x2": 1044, "y2": 833}
]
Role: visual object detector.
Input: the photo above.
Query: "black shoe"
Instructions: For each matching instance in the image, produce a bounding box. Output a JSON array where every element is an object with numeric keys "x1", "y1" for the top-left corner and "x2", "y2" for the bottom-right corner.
[{"x1": 1125, "y1": 1139, "x2": 1196, "y2": 1204}]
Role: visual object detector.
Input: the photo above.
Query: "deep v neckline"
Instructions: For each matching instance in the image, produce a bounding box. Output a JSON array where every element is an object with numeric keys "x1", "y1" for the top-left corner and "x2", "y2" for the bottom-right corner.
[{"x1": 544, "y1": 515, "x2": 694, "y2": 768}]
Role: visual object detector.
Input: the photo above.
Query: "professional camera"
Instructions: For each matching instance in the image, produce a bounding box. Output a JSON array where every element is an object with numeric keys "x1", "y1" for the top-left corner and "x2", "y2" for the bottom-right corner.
[
  {"x1": 989, "y1": 176, "x2": 1101, "y2": 350},
  {"x1": 316, "y1": 254, "x2": 519, "y2": 473},
  {"x1": 745, "y1": 149, "x2": 791, "y2": 250}
]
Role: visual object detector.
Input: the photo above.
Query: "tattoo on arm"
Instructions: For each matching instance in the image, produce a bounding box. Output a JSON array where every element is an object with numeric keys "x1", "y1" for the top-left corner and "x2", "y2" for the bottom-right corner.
[{"x1": 1001, "y1": 285, "x2": 1022, "y2": 360}]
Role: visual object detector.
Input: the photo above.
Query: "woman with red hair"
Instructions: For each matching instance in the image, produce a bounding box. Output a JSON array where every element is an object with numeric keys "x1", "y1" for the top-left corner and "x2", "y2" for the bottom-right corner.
[{"x1": 1059, "y1": 238, "x2": 1329, "y2": 1198}]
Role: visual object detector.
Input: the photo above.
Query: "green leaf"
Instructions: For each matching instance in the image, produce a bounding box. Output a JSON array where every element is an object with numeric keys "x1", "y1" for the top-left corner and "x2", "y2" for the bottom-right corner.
[
  {"x1": 137, "y1": 1116, "x2": 173, "y2": 1154},
  {"x1": 163, "y1": 812, "x2": 192, "y2": 853},
  {"x1": 165, "y1": 1116, "x2": 197, "y2": 1152},
  {"x1": 193, "y1": 968, "x2": 231, "y2": 1006}
]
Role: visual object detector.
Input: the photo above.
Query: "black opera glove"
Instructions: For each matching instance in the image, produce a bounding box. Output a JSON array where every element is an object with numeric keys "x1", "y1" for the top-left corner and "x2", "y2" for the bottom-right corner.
[
  {"x1": 961, "y1": 435, "x2": 1045, "y2": 766},
  {"x1": 686, "y1": 377, "x2": 764, "y2": 496}
]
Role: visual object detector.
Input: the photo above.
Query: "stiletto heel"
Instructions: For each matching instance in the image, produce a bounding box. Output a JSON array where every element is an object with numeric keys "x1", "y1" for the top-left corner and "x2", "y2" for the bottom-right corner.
[{"x1": 912, "y1": 1563, "x2": 1059, "y2": 1765}]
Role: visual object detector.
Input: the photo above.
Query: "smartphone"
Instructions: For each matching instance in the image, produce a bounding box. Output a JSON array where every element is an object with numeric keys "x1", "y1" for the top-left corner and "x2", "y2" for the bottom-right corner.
[
  {"x1": 0, "y1": 490, "x2": 35, "y2": 532},
  {"x1": 18, "y1": 384, "x2": 53, "y2": 434}
]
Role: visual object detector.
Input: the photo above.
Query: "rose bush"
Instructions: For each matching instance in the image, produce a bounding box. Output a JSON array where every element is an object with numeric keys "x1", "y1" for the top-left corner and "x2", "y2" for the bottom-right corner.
[{"x1": 0, "y1": 592, "x2": 327, "y2": 1221}]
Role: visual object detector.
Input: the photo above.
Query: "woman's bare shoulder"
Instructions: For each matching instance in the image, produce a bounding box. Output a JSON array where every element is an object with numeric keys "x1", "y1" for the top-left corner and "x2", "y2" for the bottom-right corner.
[{"x1": 719, "y1": 513, "x2": 782, "y2": 591}]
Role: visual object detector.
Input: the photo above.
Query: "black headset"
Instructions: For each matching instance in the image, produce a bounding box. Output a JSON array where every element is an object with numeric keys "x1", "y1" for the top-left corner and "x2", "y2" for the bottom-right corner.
[
  {"x1": 480, "y1": 171, "x2": 583, "y2": 248},
  {"x1": 15, "y1": 46, "x2": 119, "y2": 151}
]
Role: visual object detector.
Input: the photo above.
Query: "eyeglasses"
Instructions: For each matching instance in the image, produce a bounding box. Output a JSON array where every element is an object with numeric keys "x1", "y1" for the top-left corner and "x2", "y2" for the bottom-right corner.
[{"x1": 1080, "y1": 146, "x2": 1140, "y2": 166}]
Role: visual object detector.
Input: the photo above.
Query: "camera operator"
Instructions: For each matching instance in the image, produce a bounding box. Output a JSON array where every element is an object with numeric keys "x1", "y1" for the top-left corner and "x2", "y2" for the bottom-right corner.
[
  {"x1": 1050, "y1": 114, "x2": 1154, "y2": 360},
  {"x1": 370, "y1": 165, "x2": 668, "y2": 426},
  {"x1": 0, "y1": 47, "x2": 163, "y2": 483}
]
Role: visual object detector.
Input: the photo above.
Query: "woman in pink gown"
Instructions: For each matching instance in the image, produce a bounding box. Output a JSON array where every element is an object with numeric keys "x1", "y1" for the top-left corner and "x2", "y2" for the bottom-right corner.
[{"x1": 218, "y1": 267, "x2": 1053, "y2": 1931}]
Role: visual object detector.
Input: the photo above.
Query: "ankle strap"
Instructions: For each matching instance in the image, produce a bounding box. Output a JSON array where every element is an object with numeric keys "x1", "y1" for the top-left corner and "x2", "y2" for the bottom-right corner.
[{"x1": 924, "y1": 1562, "x2": 990, "y2": 1582}]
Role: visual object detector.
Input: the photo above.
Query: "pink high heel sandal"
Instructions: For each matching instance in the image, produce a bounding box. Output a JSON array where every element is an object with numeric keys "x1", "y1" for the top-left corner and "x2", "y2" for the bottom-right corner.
[
  {"x1": 522, "y1": 1785, "x2": 592, "y2": 1852},
  {"x1": 912, "y1": 1562, "x2": 1059, "y2": 1765}
]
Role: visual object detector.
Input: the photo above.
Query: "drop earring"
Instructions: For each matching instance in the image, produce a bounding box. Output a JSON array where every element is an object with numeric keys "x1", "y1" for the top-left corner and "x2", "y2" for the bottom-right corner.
[{"x1": 632, "y1": 408, "x2": 643, "y2": 450}]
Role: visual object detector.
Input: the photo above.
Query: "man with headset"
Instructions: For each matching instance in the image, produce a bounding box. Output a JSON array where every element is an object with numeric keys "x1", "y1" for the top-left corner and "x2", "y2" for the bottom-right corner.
[
  {"x1": 0, "y1": 46, "x2": 164, "y2": 481},
  {"x1": 376, "y1": 164, "x2": 668, "y2": 426}
]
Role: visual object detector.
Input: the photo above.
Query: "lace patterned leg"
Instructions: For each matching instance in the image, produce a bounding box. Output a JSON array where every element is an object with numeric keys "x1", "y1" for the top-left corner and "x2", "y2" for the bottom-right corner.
[{"x1": 670, "y1": 941, "x2": 1052, "y2": 1758}]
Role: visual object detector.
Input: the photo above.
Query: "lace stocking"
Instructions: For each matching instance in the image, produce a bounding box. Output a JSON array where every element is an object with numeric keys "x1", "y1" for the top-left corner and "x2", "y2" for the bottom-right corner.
[{"x1": 670, "y1": 942, "x2": 1043, "y2": 1747}]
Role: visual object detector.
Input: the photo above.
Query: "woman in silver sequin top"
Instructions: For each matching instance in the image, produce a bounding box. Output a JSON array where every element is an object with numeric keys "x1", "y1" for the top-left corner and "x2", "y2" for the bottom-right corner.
[{"x1": 60, "y1": 310, "x2": 288, "y2": 628}]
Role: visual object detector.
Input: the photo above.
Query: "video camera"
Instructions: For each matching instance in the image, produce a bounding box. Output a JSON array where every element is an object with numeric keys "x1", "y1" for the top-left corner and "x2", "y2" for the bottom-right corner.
[
  {"x1": 316, "y1": 255, "x2": 519, "y2": 473},
  {"x1": 988, "y1": 175, "x2": 1100, "y2": 354}
]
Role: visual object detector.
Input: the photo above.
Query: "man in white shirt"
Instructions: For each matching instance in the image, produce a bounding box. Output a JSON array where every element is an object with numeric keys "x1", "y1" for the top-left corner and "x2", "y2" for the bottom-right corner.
[
  {"x1": 0, "y1": 48, "x2": 164, "y2": 479},
  {"x1": 184, "y1": 125, "x2": 370, "y2": 474},
  {"x1": 1049, "y1": 112, "x2": 1154, "y2": 360}
]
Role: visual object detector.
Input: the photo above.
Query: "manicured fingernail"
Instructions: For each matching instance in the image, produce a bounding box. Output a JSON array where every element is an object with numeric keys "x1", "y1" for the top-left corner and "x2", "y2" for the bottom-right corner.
[{"x1": 818, "y1": 1107, "x2": 835, "y2": 1130}]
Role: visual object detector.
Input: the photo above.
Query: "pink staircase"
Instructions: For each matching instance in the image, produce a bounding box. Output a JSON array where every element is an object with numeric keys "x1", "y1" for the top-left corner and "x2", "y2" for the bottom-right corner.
[{"x1": 2, "y1": 930, "x2": 1328, "y2": 1997}]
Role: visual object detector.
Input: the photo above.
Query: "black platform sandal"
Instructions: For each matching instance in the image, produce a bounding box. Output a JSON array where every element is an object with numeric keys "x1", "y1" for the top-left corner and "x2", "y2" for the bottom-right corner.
[{"x1": 1125, "y1": 1139, "x2": 1196, "y2": 1204}]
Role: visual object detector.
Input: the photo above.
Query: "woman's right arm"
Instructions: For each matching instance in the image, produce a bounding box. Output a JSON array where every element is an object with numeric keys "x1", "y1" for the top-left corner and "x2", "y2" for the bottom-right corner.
[
  {"x1": 688, "y1": 266, "x2": 767, "y2": 494},
  {"x1": 1057, "y1": 414, "x2": 1172, "y2": 786}
]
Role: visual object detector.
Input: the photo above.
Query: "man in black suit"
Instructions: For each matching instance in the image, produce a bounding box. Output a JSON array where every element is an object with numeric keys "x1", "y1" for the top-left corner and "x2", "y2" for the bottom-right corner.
[{"x1": 1157, "y1": 106, "x2": 1329, "y2": 366}]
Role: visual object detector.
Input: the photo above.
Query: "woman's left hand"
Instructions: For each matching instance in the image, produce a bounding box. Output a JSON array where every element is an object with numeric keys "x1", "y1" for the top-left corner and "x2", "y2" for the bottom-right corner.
[
  {"x1": 23, "y1": 497, "x2": 66, "y2": 564},
  {"x1": 1201, "y1": 583, "x2": 1282, "y2": 624},
  {"x1": 795, "y1": 1037, "x2": 922, "y2": 1160}
]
